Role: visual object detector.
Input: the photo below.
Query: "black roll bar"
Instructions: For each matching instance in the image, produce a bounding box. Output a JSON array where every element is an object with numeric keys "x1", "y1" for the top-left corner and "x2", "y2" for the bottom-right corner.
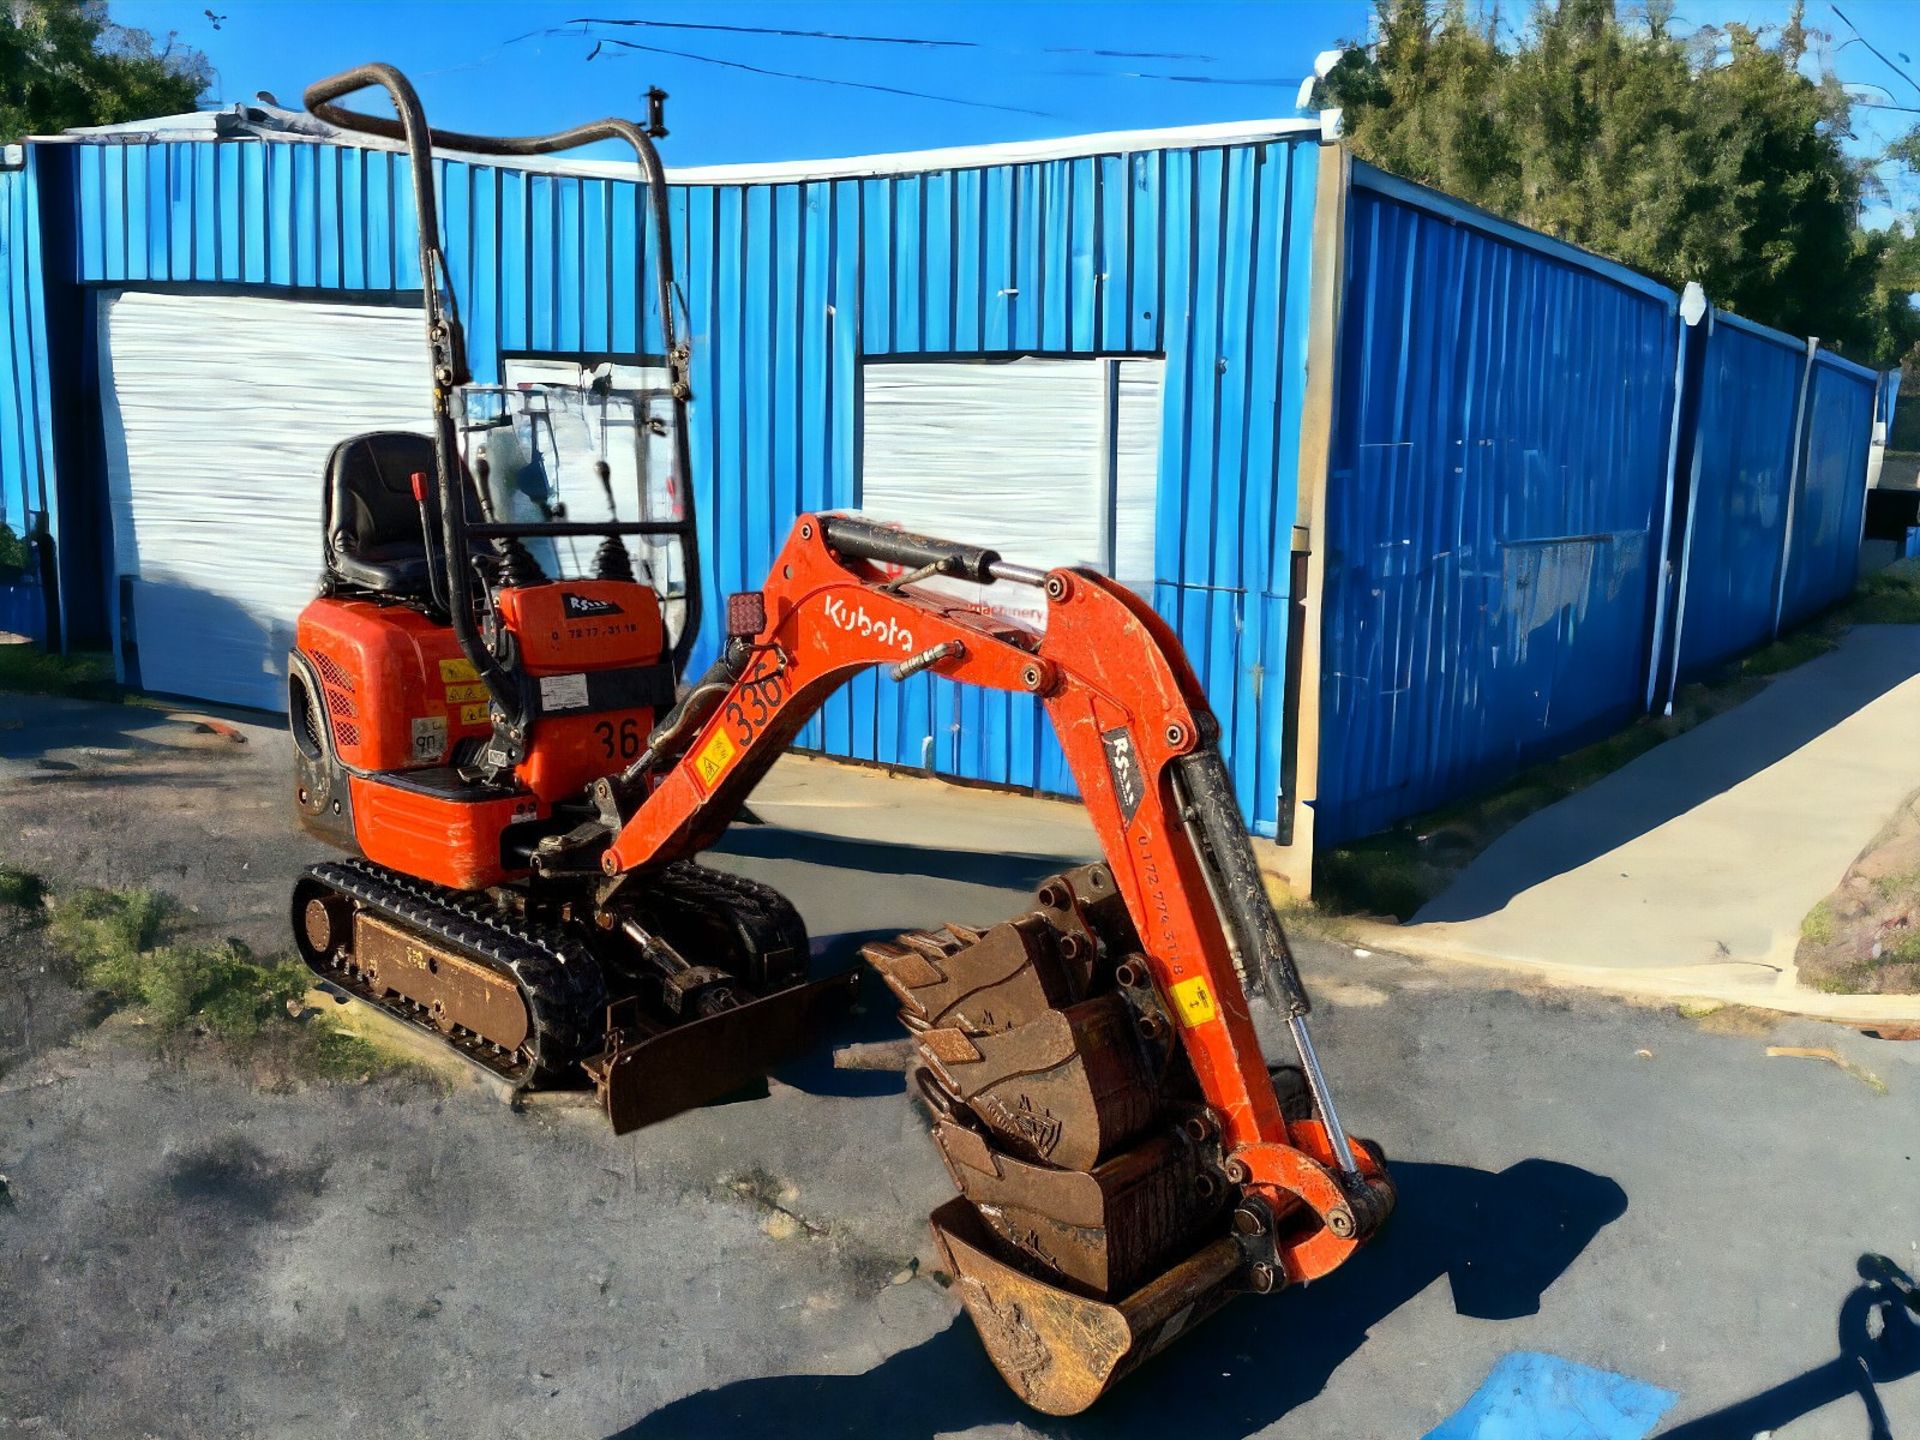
[{"x1": 302, "y1": 63, "x2": 705, "y2": 759}]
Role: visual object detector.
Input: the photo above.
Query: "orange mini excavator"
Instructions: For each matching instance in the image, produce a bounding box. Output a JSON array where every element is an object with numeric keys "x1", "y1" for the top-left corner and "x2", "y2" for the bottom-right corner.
[{"x1": 286, "y1": 64, "x2": 1393, "y2": 1414}]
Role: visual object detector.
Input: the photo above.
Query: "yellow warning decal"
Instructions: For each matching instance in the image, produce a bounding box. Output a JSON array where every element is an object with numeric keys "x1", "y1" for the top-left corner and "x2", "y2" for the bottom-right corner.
[
  {"x1": 1169, "y1": 975, "x2": 1218, "y2": 1029},
  {"x1": 439, "y1": 658, "x2": 479, "y2": 684},
  {"x1": 458, "y1": 702, "x2": 490, "y2": 725},
  {"x1": 444, "y1": 682, "x2": 488, "y2": 705},
  {"x1": 692, "y1": 727, "x2": 738, "y2": 791}
]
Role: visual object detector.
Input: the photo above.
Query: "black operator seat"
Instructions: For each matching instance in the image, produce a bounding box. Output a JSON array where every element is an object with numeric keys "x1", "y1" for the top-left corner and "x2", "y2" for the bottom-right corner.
[{"x1": 322, "y1": 430, "x2": 442, "y2": 597}]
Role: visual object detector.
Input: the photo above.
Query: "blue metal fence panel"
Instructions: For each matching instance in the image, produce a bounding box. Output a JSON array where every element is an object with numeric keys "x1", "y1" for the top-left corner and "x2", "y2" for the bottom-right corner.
[
  {"x1": 780, "y1": 139, "x2": 1318, "y2": 836},
  {"x1": 1317, "y1": 169, "x2": 1682, "y2": 844},
  {"x1": 1779, "y1": 351, "x2": 1875, "y2": 628},
  {"x1": 0, "y1": 152, "x2": 58, "y2": 579},
  {"x1": 1670, "y1": 313, "x2": 1806, "y2": 680},
  {"x1": 64, "y1": 132, "x2": 1321, "y2": 835},
  {"x1": 0, "y1": 579, "x2": 46, "y2": 642}
]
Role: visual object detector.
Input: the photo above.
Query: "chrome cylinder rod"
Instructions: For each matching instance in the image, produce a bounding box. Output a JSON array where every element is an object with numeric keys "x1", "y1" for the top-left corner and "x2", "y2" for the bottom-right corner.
[
  {"x1": 987, "y1": 560, "x2": 1049, "y2": 587},
  {"x1": 1287, "y1": 1013, "x2": 1361, "y2": 1181}
]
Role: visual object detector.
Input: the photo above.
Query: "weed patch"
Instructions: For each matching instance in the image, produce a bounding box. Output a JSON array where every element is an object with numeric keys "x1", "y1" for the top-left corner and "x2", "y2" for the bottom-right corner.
[
  {"x1": 1794, "y1": 791, "x2": 1920, "y2": 995},
  {"x1": 45, "y1": 884, "x2": 418, "y2": 1083},
  {"x1": 1841, "y1": 560, "x2": 1920, "y2": 625},
  {"x1": 0, "y1": 646, "x2": 119, "y2": 702},
  {"x1": 1802, "y1": 899, "x2": 1836, "y2": 947},
  {"x1": 1740, "y1": 630, "x2": 1838, "y2": 677}
]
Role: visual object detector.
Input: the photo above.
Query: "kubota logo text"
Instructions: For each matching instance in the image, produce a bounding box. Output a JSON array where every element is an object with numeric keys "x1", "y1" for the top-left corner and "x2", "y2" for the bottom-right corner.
[{"x1": 823, "y1": 595, "x2": 915, "y2": 653}]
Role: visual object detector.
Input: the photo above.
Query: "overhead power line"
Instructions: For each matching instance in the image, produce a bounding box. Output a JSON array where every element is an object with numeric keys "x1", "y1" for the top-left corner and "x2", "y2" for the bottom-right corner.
[
  {"x1": 1832, "y1": 4, "x2": 1920, "y2": 102},
  {"x1": 576, "y1": 34, "x2": 1052, "y2": 118},
  {"x1": 560, "y1": 15, "x2": 1218, "y2": 64}
]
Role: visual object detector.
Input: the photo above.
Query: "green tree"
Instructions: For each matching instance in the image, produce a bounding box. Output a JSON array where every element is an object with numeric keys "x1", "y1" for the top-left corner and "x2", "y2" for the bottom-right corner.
[
  {"x1": 1323, "y1": 0, "x2": 1914, "y2": 364},
  {"x1": 0, "y1": 0, "x2": 210, "y2": 143}
]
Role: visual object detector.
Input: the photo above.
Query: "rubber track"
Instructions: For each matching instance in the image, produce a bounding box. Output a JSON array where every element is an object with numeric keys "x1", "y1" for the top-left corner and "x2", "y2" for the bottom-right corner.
[
  {"x1": 304, "y1": 857, "x2": 607, "y2": 1088},
  {"x1": 652, "y1": 860, "x2": 809, "y2": 979}
]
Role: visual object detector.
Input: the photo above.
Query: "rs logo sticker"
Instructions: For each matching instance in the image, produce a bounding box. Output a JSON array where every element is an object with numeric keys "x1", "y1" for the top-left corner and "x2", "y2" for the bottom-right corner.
[
  {"x1": 692, "y1": 727, "x2": 738, "y2": 792},
  {"x1": 1169, "y1": 975, "x2": 1217, "y2": 1029},
  {"x1": 1102, "y1": 727, "x2": 1145, "y2": 826}
]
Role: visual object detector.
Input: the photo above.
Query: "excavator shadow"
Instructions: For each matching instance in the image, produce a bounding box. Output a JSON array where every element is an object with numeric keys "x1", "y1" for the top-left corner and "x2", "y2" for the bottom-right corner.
[
  {"x1": 712, "y1": 824, "x2": 1082, "y2": 895},
  {"x1": 608, "y1": 1157, "x2": 1628, "y2": 1440},
  {"x1": 765, "y1": 944, "x2": 922, "y2": 1101}
]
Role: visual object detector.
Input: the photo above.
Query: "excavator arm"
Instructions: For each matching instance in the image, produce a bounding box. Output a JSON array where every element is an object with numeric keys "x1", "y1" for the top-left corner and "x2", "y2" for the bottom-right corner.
[{"x1": 599, "y1": 514, "x2": 1393, "y2": 1409}]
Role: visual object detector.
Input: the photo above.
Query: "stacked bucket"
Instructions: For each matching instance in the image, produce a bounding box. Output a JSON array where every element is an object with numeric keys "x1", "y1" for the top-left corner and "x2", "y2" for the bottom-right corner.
[{"x1": 863, "y1": 863, "x2": 1308, "y2": 1414}]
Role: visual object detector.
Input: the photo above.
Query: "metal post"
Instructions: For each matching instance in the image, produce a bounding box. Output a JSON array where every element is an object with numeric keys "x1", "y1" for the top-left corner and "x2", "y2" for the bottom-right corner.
[
  {"x1": 1661, "y1": 308, "x2": 1714, "y2": 714},
  {"x1": 1771, "y1": 337, "x2": 1819, "y2": 640},
  {"x1": 1096, "y1": 358, "x2": 1120, "y2": 576},
  {"x1": 1644, "y1": 285, "x2": 1704, "y2": 712}
]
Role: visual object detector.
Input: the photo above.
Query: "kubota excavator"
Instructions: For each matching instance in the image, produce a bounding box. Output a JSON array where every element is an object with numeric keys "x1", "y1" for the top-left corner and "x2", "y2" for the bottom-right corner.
[{"x1": 285, "y1": 64, "x2": 1393, "y2": 1414}]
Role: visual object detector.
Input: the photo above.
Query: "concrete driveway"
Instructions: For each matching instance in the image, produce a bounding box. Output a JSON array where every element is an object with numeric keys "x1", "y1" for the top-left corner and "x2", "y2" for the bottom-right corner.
[
  {"x1": 1370, "y1": 625, "x2": 1920, "y2": 1019},
  {"x1": 0, "y1": 696, "x2": 1915, "y2": 1438}
]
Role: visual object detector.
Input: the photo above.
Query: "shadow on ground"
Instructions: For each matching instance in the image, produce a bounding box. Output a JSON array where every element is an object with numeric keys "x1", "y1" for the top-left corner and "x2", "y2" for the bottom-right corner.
[
  {"x1": 714, "y1": 826, "x2": 1075, "y2": 894},
  {"x1": 1417, "y1": 628, "x2": 1920, "y2": 924},
  {"x1": 609, "y1": 1157, "x2": 1627, "y2": 1440},
  {"x1": 768, "y1": 940, "x2": 917, "y2": 1101},
  {"x1": 1655, "y1": 1254, "x2": 1920, "y2": 1440}
]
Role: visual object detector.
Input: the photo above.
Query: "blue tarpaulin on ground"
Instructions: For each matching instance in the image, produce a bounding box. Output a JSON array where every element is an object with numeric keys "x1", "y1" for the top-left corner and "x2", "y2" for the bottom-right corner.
[{"x1": 1424, "y1": 1352, "x2": 1676, "y2": 1440}]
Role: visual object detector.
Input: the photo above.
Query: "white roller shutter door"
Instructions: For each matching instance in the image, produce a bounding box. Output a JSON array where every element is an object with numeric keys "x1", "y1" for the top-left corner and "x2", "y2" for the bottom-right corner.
[
  {"x1": 99, "y1": 291, "x2": 430, "y2": 710},
  {"x1": 859, "y1": 356, "x2": 1164, "y2": 592}
]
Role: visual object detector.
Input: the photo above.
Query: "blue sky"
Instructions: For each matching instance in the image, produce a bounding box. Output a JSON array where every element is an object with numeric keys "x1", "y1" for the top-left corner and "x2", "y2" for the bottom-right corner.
[
  {"x1": 110, "y1": 0, "x2": 1920, "y2": 202},
  {"x1": 117, "y1": 1, "x2": 1369, "y2": 162}
]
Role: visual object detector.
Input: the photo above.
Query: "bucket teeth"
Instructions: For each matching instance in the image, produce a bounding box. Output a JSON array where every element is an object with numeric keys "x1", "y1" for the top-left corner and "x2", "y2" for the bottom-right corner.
[{"x1": 863, "y1": 912, "x2": 1075, "y2": 1034}]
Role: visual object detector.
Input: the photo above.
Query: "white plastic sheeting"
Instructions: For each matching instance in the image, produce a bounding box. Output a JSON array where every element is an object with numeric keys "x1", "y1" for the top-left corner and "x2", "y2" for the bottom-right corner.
[
  {"x1": 858, "y1": 356, "x2": 1164, "y2": 590},
  {"x1": 98, "y1": 290, "x2": 429, "y2": 710}
]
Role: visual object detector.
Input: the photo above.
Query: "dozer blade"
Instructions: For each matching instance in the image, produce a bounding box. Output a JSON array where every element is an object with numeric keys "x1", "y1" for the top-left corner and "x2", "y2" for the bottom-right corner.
[
  {"x1": 584, "y1": 969, "x2": 859, "y2": 1134},
  {"x1": 931, "y1": 1197, "x2": 1244, "y2": 1416}
]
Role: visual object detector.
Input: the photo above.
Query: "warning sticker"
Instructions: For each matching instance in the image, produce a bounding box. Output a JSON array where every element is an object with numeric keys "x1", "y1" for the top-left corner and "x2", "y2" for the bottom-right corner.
[
  {"x1": 444, "y1": 682, "x2": 487, "y2": 705},
  {"x1": 410, "y1": 715, "x2": 448, "y2": 764},
  {"x1": 1169, "y1": 975, "x2": 1218, "y2": 1029},
  {"x1": 539, "y1": 672, "x2": 591, "y2": 712},
  {"x1": 459, "y1": 702, "x2": 490, "y2": 726},
  {"x1": 438, "y1": 658, "x2": 479, "y2": 684},
  {"x1": 692, "y1": 727, "x2": 738, "y2": 792}
]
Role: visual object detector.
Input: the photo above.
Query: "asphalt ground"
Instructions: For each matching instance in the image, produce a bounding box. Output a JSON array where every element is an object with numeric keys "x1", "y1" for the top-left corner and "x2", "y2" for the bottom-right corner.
[{"x1": 0, "y1": 694, "x2": 1914, "y2": 1439}]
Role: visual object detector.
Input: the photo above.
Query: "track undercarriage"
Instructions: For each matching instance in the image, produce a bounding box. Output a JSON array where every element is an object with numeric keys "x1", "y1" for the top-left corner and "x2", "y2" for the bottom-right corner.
[{"x1": 291, "y1": 857, "x2": 857, "y2": 1125}]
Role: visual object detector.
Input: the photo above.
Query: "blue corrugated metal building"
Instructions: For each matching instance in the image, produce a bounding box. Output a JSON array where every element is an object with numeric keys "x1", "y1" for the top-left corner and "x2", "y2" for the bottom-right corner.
[
  {"x1": 1316, "y1": 165, "x2": 1687, "y2": 843},
  {"x1": 0, "y1": 146, "x2": 58, "y2": 641},
  {"x1": 0, "y1": 104, "x2": 1890, "y2": 867}
]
